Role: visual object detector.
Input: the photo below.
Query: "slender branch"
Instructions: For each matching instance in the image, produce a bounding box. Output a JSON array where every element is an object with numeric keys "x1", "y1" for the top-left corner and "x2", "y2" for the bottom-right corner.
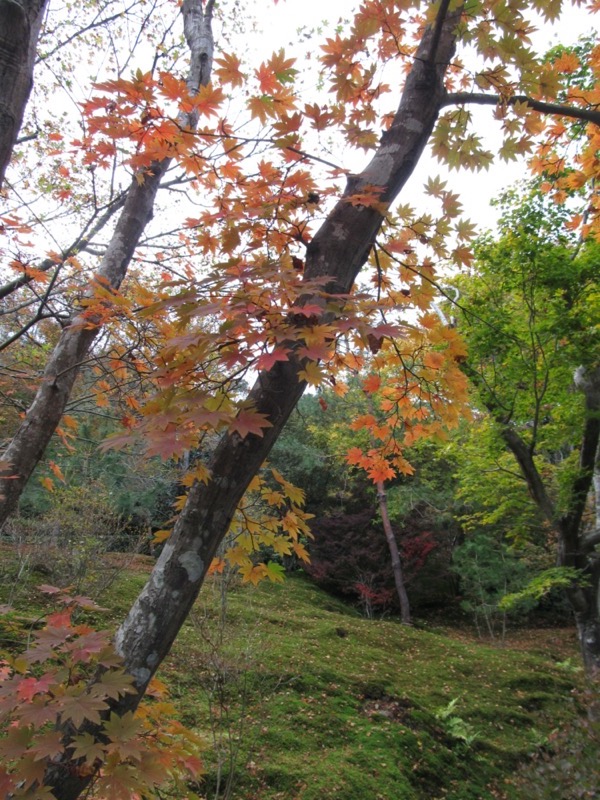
[
  {"x1": 0, "y1": 257, "x2": 66, "y2": 351},
  {"x1": 37, "y1": 3, "x2": 139, "y2": 62},
  {"x1": 283, "y1": 145, "x2": 344, "y2": 172},
  {"x1": 442, "y1": 92, "x2": 600, "y2": 127},
  {"x1": 0, "y1": 311, "x2": 67, "y2": 352},
  {"x1": 15, "y1": 130, "x2": 38, "y2": 144},
  {"x1": 0, "y1": 191, "x2": 127, "y2": 301}
]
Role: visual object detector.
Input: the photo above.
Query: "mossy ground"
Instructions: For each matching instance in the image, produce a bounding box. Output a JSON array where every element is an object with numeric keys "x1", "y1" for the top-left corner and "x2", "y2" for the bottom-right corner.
[
  {"x1": 158, "y1": 574, "x2": 586, "y2": 800},
  {"x1": 0, "y1": 556, "x2": 593, "y2": 800}
]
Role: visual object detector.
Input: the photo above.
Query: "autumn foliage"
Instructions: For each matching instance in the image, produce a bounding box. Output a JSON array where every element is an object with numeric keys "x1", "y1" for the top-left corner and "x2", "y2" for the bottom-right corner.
[
  {"x1": 2, "y1": 0, "x2": 600, "y2": 796},
  {"x1": 0, "y1": 588, "x2": 203, "y2": 799}
]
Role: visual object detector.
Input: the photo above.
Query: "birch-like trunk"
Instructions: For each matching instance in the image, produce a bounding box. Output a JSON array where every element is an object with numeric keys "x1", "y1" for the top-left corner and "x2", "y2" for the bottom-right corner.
[
  {"x1": 0, "y1": 0, "x2": 47, "y2": 186},
  {"x1": 0, "y1": 0, "x2": 215, "y2": 524}
]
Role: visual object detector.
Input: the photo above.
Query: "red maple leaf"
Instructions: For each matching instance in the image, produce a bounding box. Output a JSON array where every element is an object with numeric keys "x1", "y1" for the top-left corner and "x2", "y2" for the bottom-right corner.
[{"x1": 229, "y1": 409, "x2": 273, "y2": 439}]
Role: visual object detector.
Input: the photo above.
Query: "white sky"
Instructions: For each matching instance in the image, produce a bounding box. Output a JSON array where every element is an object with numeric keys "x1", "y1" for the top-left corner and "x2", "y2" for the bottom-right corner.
[{"x1": 251, "y1": 0, "x2": 599, "y2": 232}]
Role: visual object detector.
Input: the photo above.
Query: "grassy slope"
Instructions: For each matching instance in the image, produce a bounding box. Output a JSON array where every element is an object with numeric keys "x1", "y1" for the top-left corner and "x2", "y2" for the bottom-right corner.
[
  {"x1": 137, "y1": 573, "x2": 583, "y2": 800},
  {"x1": 0, "y1": 562, "x2": 589, "y2": 800}
]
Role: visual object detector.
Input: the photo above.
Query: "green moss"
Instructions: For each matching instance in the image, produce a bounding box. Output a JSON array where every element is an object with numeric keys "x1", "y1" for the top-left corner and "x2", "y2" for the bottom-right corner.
[
  {"x1": 159, "y1": 574, "x2": 584, "y2": 799},
  {"x1": 0, "y1": 563, "x2": 588, "y2": 800}
]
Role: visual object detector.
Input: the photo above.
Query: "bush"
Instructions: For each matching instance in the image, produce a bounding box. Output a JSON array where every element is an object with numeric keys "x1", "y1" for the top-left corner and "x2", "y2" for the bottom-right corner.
[
  {"x1": 1, "y1": 483, "x2": 140, "y2": 597},
  {"x1": 306, "y1": 508, "x2": 444, "y2": 616},
  {"x1": 452, "y1": 532, "x2": 534, "y2": 640}
]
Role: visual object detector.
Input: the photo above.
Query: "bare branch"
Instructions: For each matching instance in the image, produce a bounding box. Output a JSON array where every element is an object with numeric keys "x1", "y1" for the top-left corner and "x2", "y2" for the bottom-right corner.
[{"x1": 442, "y1": 92, "x2": 600, "y2": 127}]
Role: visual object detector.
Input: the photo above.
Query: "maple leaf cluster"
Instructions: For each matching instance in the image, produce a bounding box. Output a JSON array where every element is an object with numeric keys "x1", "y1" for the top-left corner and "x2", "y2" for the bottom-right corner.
[
  {"x1": 4, "y1": 0, "x2": 598, "y2": 507},
  {"x1": 156, "y1": 465, "x2": 313, "y2": 585},
  {"x1": 0, "y1": 588, "x2": 204, "y2": 798}
]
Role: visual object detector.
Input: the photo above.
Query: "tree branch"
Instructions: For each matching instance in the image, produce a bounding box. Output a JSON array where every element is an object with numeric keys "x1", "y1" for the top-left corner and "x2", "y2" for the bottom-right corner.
[
  {"x1": 442, "y1": 92, "x2": 600, "y2": 127},
  {"x1": 499, "y1": 425, "x2": 557, "y2": 526},
  {"x1": 0, "y1": 191, "x2": 127, "y2": 301}
]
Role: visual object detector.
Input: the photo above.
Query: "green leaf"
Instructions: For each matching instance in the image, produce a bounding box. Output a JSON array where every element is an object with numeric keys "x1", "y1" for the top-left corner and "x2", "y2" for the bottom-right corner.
[
  {"x1": 265, "y1": 562, "x2": 286, "y2": 584},
  {"x1": 0, "y1": 725, "x2": 33, "y2": 758},
  {"x1": 91, "y1": 669, "x2": 136, "y2": 701},
  {"x1": 69, "y1": 732, "x2": 106, "y2": 763},
  {"x1": 103, "y1": 711, "x2": 142, "y2": 743},
  {"x1": 499, "y1": 567, "x2": 584, "y2": 610}
]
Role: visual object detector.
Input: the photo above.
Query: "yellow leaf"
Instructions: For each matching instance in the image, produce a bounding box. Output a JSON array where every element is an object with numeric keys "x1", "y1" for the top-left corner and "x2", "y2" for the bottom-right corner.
[
  {"x1": 240, "y1": 563, "x2": 268, "y2": 586},
  {"x1": 180, "y1": 464, "x2": 211, "y2": 487},
  {"x1": 272, "y1": 538, "x2": 293, "y2": 556},
  {"x1": 292, "y1": 542, "x2": 310, "y2": 562},
  {"x1": 248, "y1": 474, "x2": 263, "y2": 493},
  {"x1": 298, "y1": 360, "x2": 325, "y2": 387},
  {"x1": 262, "y1": 489, "x2": 284, "y2": 507},
  {"x1": 225, "y1": 545, "x2": 252, "y2": 568},
  {"x1": 12, "y1": 655, "x2": 29, "y2": 674}
]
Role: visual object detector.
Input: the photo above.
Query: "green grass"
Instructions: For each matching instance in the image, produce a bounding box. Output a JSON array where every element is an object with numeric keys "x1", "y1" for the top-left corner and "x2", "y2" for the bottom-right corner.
[
  {"x1": 0, "y1": 559, "x2": 591, "y2": 800},
  {"x1": 160, "y1": 574, "x2": 585, "y2": 800}
]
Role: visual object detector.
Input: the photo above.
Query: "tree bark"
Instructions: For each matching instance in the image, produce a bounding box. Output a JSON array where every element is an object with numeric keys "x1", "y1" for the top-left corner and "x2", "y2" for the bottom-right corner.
[
  {"x1": 44, "y1": 6, "x2": 463, "y2": 798},
  {"x1": 568, "y1": 367, "x2": 600, "y2": 680},
  {"x1": 574, "y1": 598, "x2": 600, "y2": 681},
  {"x1": 377, "y1": 480, "x2": 411, "y2": 624},
  {"x1": 0, "y1": 0, "x2": 47, "y2": 187},
  {"x1": 0, "y1": 0, "x2": 215, "y2": 524}
]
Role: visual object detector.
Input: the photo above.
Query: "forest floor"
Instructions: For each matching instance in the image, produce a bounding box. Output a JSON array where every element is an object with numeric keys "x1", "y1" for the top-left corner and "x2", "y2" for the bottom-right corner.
[{"x1": 1, "y1": 553, "x2": 598, "y2": 800}]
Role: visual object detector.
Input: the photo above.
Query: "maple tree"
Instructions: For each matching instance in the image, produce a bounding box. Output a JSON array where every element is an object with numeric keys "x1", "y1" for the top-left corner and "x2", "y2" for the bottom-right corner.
[
  {"x1": 1, "y1": 0, "x2": 600, "y2": 795},
  {"x1": 453, "y1": 186, "x2": 600, "y2": 676}
]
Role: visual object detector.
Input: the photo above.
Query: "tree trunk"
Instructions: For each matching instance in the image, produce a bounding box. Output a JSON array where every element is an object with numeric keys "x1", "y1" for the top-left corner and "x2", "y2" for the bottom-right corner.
[
  {"x1": 44, "y1": 7, "x2": 462, "y2": 797},
  {"x1": 0, "y1": 0, "x2": 47, "y2": 187},
  {"x1": 0, "y1": 0, "x2": 215, "y2": 525},
  {"x1": 377, "y1": 480, "x2": 411, "y2": 624},
  {"x1": 575, "y1": 608, "x2": 600, "y2": 681},
  {"x1": 113, "y1": 4, "x2": 459, "y2": 696}
]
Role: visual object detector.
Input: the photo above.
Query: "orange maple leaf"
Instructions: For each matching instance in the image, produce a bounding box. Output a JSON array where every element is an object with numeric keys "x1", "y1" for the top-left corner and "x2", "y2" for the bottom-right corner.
[
  {"x1": 362, "y1": 374, "x2": 381, "y2": 394},
  {"x1": 214, "y1": 52, "x2": 245, "y2": 88},
  {"x1": 346, "y1": 447, "x2": 365, "y2": 466},
  {"x1": 366, "y1": 460, "x2": 395, "y2": 483}
]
